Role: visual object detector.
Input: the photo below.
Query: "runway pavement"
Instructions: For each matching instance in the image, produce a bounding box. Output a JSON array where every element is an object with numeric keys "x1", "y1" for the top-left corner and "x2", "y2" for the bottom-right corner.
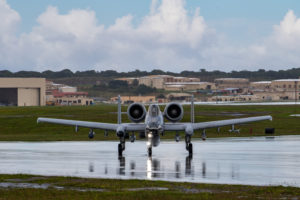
[{"x1": 0, "y1": 135, "x2": 299, "y2": 187}]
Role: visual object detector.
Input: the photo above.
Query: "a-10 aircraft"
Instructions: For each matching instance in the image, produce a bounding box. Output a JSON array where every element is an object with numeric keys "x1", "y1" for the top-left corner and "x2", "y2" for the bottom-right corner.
[{"x1": 37, "y1": 96, "x2": 272, "y2": 157}]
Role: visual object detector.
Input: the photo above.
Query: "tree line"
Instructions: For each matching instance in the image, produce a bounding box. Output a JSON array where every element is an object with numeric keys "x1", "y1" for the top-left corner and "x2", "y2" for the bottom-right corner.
[{"x1": 1, "y1": 68, "x2": 300, "y2": 81}]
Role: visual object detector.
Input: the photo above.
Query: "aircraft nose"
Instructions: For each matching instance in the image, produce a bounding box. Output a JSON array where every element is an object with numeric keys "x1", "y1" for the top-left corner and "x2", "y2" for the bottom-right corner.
[{"x1": 149, "y1": 122, "x2": 157, "y2": 128}]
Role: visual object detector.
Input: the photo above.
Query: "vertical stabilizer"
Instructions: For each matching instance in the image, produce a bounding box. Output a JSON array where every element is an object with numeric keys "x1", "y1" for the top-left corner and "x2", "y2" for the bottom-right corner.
[
  {"x1": 118, "y1": 95, "x2": 122, "y2": 124},
  {"x1": 191, "y1": 95, "x2": 194, "y2": 123}
]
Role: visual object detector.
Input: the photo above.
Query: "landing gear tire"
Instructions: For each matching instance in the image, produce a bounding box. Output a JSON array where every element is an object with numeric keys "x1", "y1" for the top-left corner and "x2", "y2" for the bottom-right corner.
[
  {"x1": 118, "y1": 143, "x2": 123, "y2": 157},
  {"x1": 88, "y1": 132, "x2": 94, "y2": 139},
  {"x1": 148, "y1": 147, "x2": 152, "y2": 157},
  {"x1": 188, "y1": 143, "x2": 193, "y2": 156}
]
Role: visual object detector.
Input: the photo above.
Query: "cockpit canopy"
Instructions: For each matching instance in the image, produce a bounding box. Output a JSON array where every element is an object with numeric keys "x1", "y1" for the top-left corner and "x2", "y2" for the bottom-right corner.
[{"x1": 148, "y1": 104, "x2": 160, "y2": 117}]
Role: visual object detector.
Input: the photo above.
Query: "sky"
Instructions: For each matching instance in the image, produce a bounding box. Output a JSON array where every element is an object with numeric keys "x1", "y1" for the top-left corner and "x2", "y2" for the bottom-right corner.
[{"x1": 1, "y1": 0, "x2": 300, "y2": 72}]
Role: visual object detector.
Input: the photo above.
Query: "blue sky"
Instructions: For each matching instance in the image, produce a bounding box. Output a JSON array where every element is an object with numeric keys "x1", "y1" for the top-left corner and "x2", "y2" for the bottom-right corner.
[
  {"x1": 6, "y1": 0, "x2": 300, "y2": 50},
  {"x1": 2, "y1": 0, "x2": 300, "y2": 72},
  {"x1": 8, "y1": 0, "x2": 300, "y2": 32}
]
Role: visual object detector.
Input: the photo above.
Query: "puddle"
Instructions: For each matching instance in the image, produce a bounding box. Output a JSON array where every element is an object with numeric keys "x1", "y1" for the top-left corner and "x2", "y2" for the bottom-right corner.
[
  {"x1": 126, "y1": 187, "x2": 168, "y2": 191},
  {"x1": 290, "y1": 114, "x2": 300, "y2": 117},
  {"x1": 176, "y1": 186, "x2": 214, "y2": 194},
  {"x1": 0, "y1": 182, "x2": 50, "y2": 189},
  {"x1": 0, "y1": 182, "x2": 105, "y2": 192}
]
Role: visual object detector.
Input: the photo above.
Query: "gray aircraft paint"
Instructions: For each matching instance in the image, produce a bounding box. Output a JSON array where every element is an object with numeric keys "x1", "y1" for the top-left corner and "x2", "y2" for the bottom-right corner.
[{"x1": 37, "y1": 97, "x2": 272, "y2": 154}]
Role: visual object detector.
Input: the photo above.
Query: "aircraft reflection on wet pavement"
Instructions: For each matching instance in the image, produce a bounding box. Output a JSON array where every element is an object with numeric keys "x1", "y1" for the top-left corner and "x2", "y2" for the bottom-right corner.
[
  {"x1": 92, "y1": 156, "x2": 236, "y2": 181},
  {"x1": 90, "y1": 155, "x2": 195, "y2": 179}
]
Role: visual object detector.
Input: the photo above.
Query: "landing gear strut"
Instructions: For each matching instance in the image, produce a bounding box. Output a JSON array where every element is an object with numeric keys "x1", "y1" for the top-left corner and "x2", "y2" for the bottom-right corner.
[
  {"x1": 185, "y1": 135, "x2": 193, "y2": 156},
  {"x1": 88, "y1": 129, "x2": 95, "y2": 139},
  {"x1": 148, "y1": 147, "x2": 152, "y2": 157},
  {"x1": 147, "y1": 131, "x2": 153, "y2": 157},
  {"x1": 118, "y1": 137, "x2": 125, "y2": 157}
]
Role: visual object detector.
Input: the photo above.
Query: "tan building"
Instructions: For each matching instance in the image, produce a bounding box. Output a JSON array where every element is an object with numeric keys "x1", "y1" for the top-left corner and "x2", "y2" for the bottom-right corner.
[
  {"x1": 252, "y1": 91, "x2": 290, "y2": 101},
  {"x1": 115, "y1": 77, "x2": 139, "y2": 85},
  {"x1": 0, "y1": 78, "x2": 46, "y2": 106},
  {"x1": 111, "y1": 96, "x2": 156, "y2": 104},
  {"x1": 139, "y1": 75, "x2": 173, "y2": 89},
  {"x1": 46, "y1": 81, "x2": 93, "y2": 106},
  {"x1": 167, "y1": 93, "x2": 192, "y2": 101},
  {"x1": 210, "y1": 95, "x2": 259, "y2": 102},
  {"x1": 164, "y1": 82, "x2": 216, "y2": 91},
  {"x1": 208, "y1": 78, "x2": 300, "y2": 102},
  {"x1": 139, "y1": 75, "x2": 201, "y2": 89},
  {"x1": 48, "y1": 91, "x2": 94, "y2": 106},
  {"x1": 215, "y1": 78, "x2": 249, "y2": 91},
  {"x1": 250, "y1": 81, "x2": 272, "y2": 91},
  {"x1": 59, "y1": 86, "x2": 77, "y2": 93},
  {"x1": 46, "y1": 80, "x2": 64, "y2": 92},
  {"x1": 271, "y1": 79, "x2": 300, "y2": 92}
]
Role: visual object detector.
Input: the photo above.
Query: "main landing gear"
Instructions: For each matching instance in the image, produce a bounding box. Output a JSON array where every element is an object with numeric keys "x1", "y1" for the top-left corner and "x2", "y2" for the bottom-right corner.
[
  {"x1": 118, "y1": 136, "x2": 125, "y2": 157},
  {"x1": 185, "y1": 135, "x2": 193, "y2": 156},
  {"x1": 88, "y1": 129, "x2": 95, "y2": 139}
]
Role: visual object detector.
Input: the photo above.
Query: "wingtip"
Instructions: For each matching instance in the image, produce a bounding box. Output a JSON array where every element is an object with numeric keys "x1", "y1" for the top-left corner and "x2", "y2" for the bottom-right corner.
[{"x1": 37, "y1": 118, "x2": 41, "y2": 124}]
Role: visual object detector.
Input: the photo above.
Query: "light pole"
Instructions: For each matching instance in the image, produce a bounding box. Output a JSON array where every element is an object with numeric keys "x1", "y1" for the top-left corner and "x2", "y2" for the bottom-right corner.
[{"x1": 295, "y1": 81, "x2": 298, "y2": 105}]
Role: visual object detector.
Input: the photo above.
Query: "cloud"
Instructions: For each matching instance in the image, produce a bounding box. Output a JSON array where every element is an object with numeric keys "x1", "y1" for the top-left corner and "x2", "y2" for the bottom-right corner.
[
  {"x1": 246, "y1": 10, "x2": 300, "y2": 69},
  {"x1": 0, "y1": 0, "x2": 20, "y2": 35},
  {"x1": 0, "y1": 0, "x2": 217, "y2": 72},
  {"x1": 0, "y1": 0, "x2": 300, "y2": 72},
  {"x1": 0, "y1": 0, "x2": 20, "y2": 66}
]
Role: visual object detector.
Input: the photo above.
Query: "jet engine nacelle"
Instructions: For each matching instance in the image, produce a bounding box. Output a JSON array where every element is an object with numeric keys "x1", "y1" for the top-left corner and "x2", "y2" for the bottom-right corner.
[
  {"x1": 164, "y1": 103, "x2": 184, "y2": 122},
  {"x1": 127, "y1": 103, "x2": 147, "y2": 123}
]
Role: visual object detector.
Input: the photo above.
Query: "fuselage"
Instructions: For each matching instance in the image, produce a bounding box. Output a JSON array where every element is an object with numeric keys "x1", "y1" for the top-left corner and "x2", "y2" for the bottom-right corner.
[{"x1": 144, "y1": 104, "x2": 164, "y2": 147}]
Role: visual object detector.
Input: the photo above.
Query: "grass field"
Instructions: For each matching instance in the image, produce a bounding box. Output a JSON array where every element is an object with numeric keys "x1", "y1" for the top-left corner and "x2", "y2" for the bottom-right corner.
[
  {"x1": 0, "y1": 104, "x2": 299, "y2": 141},
  {"x1": 0, "y1": 174, "x2": 299, "y2": 200}
]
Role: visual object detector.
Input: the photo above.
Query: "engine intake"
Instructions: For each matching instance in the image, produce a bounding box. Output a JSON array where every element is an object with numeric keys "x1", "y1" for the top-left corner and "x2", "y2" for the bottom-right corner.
[
  {"x1": 164, "y1": 103, "x2": 184, "y2": 122},
  {"x1": 127, "y1": 103, "x2": 146, "y2": 123}
]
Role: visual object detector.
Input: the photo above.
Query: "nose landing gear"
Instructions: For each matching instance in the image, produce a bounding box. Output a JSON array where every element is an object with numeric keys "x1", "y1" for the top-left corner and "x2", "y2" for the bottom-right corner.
[
  {"x1": 118, "y1": 137, "x2": 125, "y2": 157},
  {"x1": 147, "y1": 131, "x2": 153, "y2": 157},
  {"x1": 185, "y1": 135, "x2": 193, "y2": 156},
  {"x1": 148, "y1": 147, "x2": 152, "y2": 157}
]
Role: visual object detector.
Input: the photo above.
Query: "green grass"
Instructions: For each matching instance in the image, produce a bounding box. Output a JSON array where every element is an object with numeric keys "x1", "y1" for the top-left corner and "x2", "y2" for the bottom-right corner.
[
  {"x1": 0, "y1": 104, "x2": 299, "y2": 141},
  {"x1": 0, "y1": 174, "x2": 299, "y2": 200}
]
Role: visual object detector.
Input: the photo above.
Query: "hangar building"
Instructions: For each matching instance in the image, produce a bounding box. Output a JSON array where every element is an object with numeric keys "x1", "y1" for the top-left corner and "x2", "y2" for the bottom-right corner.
[{"x1": 0, "y1": 78, "x2": 46, "y2": 106}]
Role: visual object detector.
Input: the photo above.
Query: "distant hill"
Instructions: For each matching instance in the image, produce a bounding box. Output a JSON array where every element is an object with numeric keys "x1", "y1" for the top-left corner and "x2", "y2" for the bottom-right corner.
[
  {"x1": 1, "y1": 68, "x2": 299, "y2": 98},
  {"x1": 1, "y1": 68, "x2": 300, "y2": 82}
]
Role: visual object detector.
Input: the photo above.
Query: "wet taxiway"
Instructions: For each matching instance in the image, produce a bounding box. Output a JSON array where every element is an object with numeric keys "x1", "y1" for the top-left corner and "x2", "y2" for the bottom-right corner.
[{"x1": 0, "y1": 135, "x2": 300, "y2": 187}]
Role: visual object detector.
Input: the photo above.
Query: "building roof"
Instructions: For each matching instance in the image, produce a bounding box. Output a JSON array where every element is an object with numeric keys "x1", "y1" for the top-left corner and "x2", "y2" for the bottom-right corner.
[
  {"x1": 272, "y1": 79, "x2": 300, "y2": 82},
  {"x1": 52, "y1": 90, "x2": 88, "y2": 97},
  {"x1": 251, "y1": 81, "x2": 272, "y2": 84},
  {"x1": 223, "y1": 88, "x2": 240, "y2": 91},
  {"x1": 60, "y1": 86, "x2": 76, "y2": 89},
  {"x1": 116, "y1": 77, "x2": 138, "y2": 80},
  {"x1": 140, "y1": 75, "x2": 173, "y2": 79},
  {"x1": 215, "y1": 78, "x2": 249, "y2": 81},
  {"x1": 165, "y1": 85, "x2": 184, "y2": 87},
  {"x1": 167, "y1": 93, "x2": 191, "y2": 97},
  {"x1": 165, "y1": 82, "x2": 212, "y2": 85}
]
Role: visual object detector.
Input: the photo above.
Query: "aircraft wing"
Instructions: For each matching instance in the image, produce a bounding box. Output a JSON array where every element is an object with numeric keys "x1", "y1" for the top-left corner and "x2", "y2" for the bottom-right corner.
[
  {"x1": 164, "y1": 115, "x2": 272, "y2": 131},
  {"x1": 37, "y1": 118, "x2": 146, "y2": 132}
]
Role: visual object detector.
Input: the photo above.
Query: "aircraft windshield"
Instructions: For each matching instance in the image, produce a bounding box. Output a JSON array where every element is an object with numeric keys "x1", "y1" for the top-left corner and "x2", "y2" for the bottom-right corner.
[{"x1": 149, "y1": 104, "x2": 159, "y2": 117}]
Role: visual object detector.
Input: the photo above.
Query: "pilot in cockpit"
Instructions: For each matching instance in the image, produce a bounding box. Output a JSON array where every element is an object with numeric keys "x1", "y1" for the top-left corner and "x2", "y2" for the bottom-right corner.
[{"x1": 149, "y1": 104, "x2": 159, "y2": 117}]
